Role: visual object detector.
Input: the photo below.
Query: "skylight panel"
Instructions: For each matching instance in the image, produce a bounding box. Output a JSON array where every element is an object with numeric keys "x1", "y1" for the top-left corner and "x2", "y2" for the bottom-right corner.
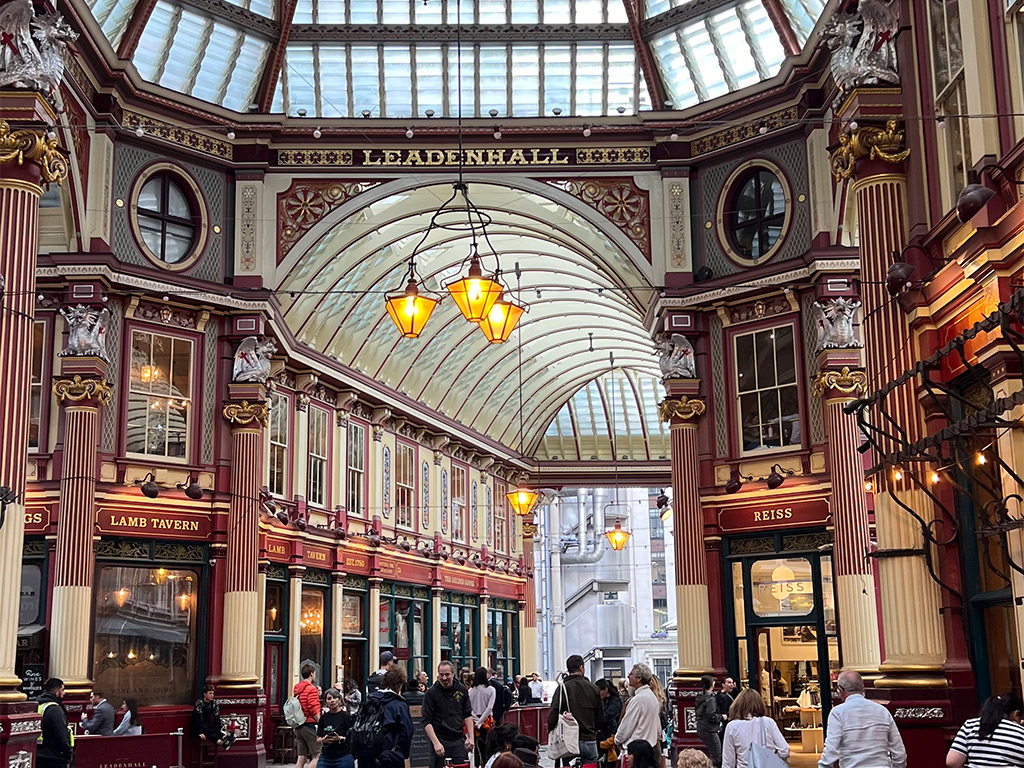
[
  {"x1": 415, "y1": 45, "x2": 446, "y2": 117},
  {"x1": 780, "y1": 0, "x2": 825, "y2": 45},
  {"x1": 650, "y1": 30, "x2": 699, "y2": 107},
  {"x1": 510, "y1": 0, "x2": 539, "y2": 23},
  {"x1": 576, "y1": 0, "x2": 603, "y2": 23},
  {"x1": 607, "y1": 44, "x2": 638, "y2": 112},
  {"x1": 479, "y1": 0, "x2": 509, "y2": 24},
  {"x1": 644, "y1": 0, "x2": 702, "y2": 20},
  {"x1": 415, "y1": 0, "x2": 443, "y2": 23},
  {"x1": 382, "y1": 0, "x2": 410, "y2": 24},
  {"x1": 158, "y1": 8, "x2": 208, "y2": 93},
  {"x1": 384, "y1": 47, "x2": 414, "y2": 117},
  {"x1": 543, "y1": 44, "x2": 572, "y2": 115},
  {"x1": 743, "y1": 0, "x2": 786, "y2": 69},
  {"x1": 293, "y1": 0, "x2": 314, "y2": 23},
  {"x1": 511, "y1": 46, "x2": 541, "y2": 116},
  {"x1": 284, "y1": 44, "x2": 317, "y2": 115},
  {"x1": 607, "y1": 0, "x2": 627, "y2": 22},
  {"x1": 318, "y1": 45, "x2": 350, "y2": 117},
  {"x1": 190, "y1": 25, "x2": 242, "y2": 103},
  {"x1": 89, "y1": 0, "x2": 139, "y2": 49},
  {"x1": 319, "y1": 0, "x2": 349, "y2": 23},
  {"x1": 447, "y1": 44, "x2": 477, "y2": 116},
  {"x1": 542, "y1": 0, "x2": 571, "y2": 24},
  {"x1": 709, "y1": 8, "x2": 759, "y2": 89},
  {"x1": 351, "y1": 46, "x2": 381, "y2": 115},
  {"x1": 479, "y1": 45, "x2": 509, "y2": 116},
  {"x1": 132, "y1": 0, "x2": 175, "y2": 81},
  {"x1": 575, "y1": 43, "x2": 605, "y2": 115},
  {"x1": 220, "y1": 0, "x2": 275, "y2": 17},
  {"x1": 683, "y1": 23, "x2": 728, "y2": 99},
  {"x1": 350, "y1": 0, "x2": 378, "y2": 24}
]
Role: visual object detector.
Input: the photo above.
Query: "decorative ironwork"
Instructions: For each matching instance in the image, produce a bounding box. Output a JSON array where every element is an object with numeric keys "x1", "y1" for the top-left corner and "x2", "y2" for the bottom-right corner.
[
  {"x1": 830, "y1": 119, "x2": 909, "y2": 181},
  {"x1": 343, "y1": 575, "x2": 369, "y2": 590},
  {"x1": 52, "y1": 375, "x2": 112, "y2": 406},
  {"x1": 303, "y1": 569, "x2": 330, "y2": 585},
  {"x1": 122, "y1": 111, "x2": 233, "y2": 160},
  {"x1": 153, "y1": 543, "x2": 205, "y2": 562},
  {"x1": 729, "y1": 537, "x2": 775, "y2": 556},
  {"x1": 782, "y1": 532, "x2": 833, "y2": 552},
  {"x1": 812, "y1": 367, "x2": 868, "y2": 398},
  {"x1": 413, "y1": 587, "x2": 430, "y2": 600},
  {"x1": 23, "y1": 539, "x2": 45, "y2": 558},
  {"x1": 95, "y1": 540, "x2": 150, "y2": 560},
  {"x1": 266, "y1": 563, "x2": 288, "y2": 581},
  {"x1": 546, "y1": 178, "x2": 651, "y2": 260},
  {"x1": 277, "y1": 180, "x2": 383, "y2": 261},
  {"x1": 659, "y1": 396, "x2": 706, "y2": 422}
]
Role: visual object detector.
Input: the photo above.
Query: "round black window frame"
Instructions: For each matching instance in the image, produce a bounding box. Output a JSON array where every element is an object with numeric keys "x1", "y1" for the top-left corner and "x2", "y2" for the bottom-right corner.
[
  {"x1": 726, "y1": 168, "x2": 787, "y2": 263},
  {"x1": 135, "y1": 172, "x2": 198, "y2": 265}
]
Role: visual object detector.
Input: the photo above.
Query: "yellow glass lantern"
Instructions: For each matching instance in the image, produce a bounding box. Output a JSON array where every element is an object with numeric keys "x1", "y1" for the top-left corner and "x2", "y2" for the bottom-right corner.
[
  {"x1": 507, "y1": 486, "x2": 539, "y2": 517},
  {"x1": 385, "y1": 278, "x2": 438, "y2": 338},
  {"x1": 479, "y1": 294, "x2": 525, "y2": 343},
  {"x1": 445, "y1": 255, "x2": 503, "y2": 323},
  {"x1": 605, "y1": 520, "x2": 631, "y2": 551}
]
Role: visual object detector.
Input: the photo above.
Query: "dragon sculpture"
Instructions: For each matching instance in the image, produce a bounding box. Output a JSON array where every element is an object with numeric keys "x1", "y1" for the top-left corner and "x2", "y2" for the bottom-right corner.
[
  {"x1": 823, "y1": 0, "x2": 900, "y2": 109},
  {"x1": 657, "y1": 333, "x2": 697, "y2": 380},
  {"x1": 0, "y1": 0, "x2": 78, "y2": 106},
  {"x1": 811, "y1": 297, "x2": 862, "y2": 353}
]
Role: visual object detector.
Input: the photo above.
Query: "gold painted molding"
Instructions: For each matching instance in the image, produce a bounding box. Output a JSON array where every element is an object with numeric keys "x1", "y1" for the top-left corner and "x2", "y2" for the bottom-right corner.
[
  {"x1": 813, "y1": 366, "x2": 868, "y2": 398},
  {"x1": 223, "y1": 400, "x2": 270, "y2": 427},
  {"x1": 659, "y1": 396, "x2": 707, "y2": 422},
  {"x1": 0, "y1": 120, "x2": 69, "y2": 185},
  {"x1": 52, "y1": 375, "x2": 112, "y2": 406},
  {"x1": 830, "y1": 119, "x2": 910, "y2": 181}
]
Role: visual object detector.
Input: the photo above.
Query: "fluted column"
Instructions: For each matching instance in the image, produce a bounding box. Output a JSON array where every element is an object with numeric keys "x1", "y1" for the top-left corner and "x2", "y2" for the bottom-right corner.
[
  {"x1": 660, "y1": 381, "x2": 712, "y2": 675},
  {"x1": 0, "y1": 117, "x2": 68, "y2": 701},
  {"x1": 220, "y1": 392, "x2": 269, "y2": 687},
  {"x1": 431, "y1": 586, "x2": 443, "y2": 675},
  {"x1": 288, "y1": 564, "x2": 305, "y2": 686},
  {"x1": 331, "y1": 572, "x2": 346, "y2": 685},
  {"x1": 813, "y1": 357, "x2": 881, "y2": 672},
  {"x1": 834, "y1": 118, "x2": 946, "y2": 681},
  {"x1": 49, "y1": 359, "x2": 112, "y2": 693},
  {"x1": 479, "y1": 595, "x2": 489, "y2": 668},
  {"x1": 369, "y1": 576, "x2": 383, "y2": 669}
]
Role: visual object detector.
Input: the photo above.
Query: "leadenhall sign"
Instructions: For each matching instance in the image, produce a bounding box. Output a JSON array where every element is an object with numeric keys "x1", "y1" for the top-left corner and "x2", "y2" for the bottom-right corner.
[
  {"x1": 716, "y1": 498, "x2": 830, "y2": 534},
  {"x1": 358, "y1": 146, "x2": 651, "y2": 167}
]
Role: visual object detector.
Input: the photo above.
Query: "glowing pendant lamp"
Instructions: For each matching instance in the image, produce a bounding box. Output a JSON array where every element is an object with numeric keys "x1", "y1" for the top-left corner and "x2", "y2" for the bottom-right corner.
[
  {"x1": 385, "y1": 278, "x2": 438, "y2": 338},
  {"x1": 605, "y1": 519, "x2": 631, "y2": 551},
  {"x1": 507, "y1": 485, "x2": 539, "y2": 517},
  {"x1": 445, "y1": 251, "x2": 503, "y2": 323},
  {"x1": 479, "y1": 293, "x2": 526, "y2": 343}
]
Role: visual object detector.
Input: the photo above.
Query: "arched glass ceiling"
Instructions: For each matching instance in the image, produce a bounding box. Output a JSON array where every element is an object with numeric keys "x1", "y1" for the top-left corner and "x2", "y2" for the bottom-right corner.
[
  {"x1": 275, "y1": 182, "x2": 658, "y2": 453},
  {"x1": 80, "y1": 0, "x2": 828, "y2": 116},
  {"x1": 536, "y1": 370, "x2": 668, "y2": 461}
]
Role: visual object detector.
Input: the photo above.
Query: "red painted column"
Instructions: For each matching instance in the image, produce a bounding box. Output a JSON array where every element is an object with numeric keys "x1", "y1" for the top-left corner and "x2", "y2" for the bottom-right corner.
[
  {"x1": 49, "y1": 357, "x2": 112, "y2": 695},
  {"x1": 661, "y1": 378, "x2": 711, "y2": 753},
  {"x1": 0, "y1": 109, "x2": 69, "y2": 763}
]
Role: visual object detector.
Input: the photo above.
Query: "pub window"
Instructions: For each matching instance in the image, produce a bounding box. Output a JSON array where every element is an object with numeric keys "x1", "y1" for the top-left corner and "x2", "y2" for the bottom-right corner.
[
  {"x1": 395, "y1": 443, "x2": 416, "y2": 528},
  {"x1": 268, "y1": 392, "x2": 289, "y2": 497},
  {"x1": 494, "y1": 487, "x2": 508, "y2": 553},
  {"x1": 735, "y1": 324, "x2": 800, "y2": 452},
  {"x1": 348, "y1": 422, "x2": 366, "y2": 516},
  {"x1": 29, "y1": 321, "x2": 45, "y2": 450},
  {"x1": 440, "y1": 599, "x2": 476, "y2": 672},
  {"x1": 126, "y1": 330, "x2": 192, "y2": 459},
  {"x1": 452, "y1": 466, "x2": 468, "y2": 542},
  {"x1": 300, "y1": 588, "x2": 326, "y2": 682},
  {"x1": 265, "y1": 583, "x2": 285, "y2": 633},
  {"x1": 93, "y1": 565, "x2": 199, "y2": 706},
  {"x1": 653, "y1": 658, "x2": 673, "y2": 688},
  {"x1": 308, "y1": 407, "x2": 329, "y2": 508},
  {"x1": 487, "y1": 604, "x2": 518, "y2": 680},
  {"x1": 928, "y1": 0, "x2": 969, "y2": 206}
]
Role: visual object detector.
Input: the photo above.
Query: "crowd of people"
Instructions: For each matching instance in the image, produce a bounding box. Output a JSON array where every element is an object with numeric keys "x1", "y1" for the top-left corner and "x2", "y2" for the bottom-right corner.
[{"x1": 29, "y1": 660, "x2": 1024, "y2": 768}]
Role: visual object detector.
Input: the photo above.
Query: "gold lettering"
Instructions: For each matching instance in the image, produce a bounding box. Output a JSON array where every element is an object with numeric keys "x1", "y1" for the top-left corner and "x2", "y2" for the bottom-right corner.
[
  {"x1": 508, "y1": 149, "x2": 527, "y2": 165},
  {"x1": 363, "y1": 149, "x2": 382, "y2": 166},
  {"x1": 529, "y1": 149, "x2": 548, "y2": 164},
  {"x1": 426, "y1": 150, "x2": 444, "y2": 165},
  {"x1": 383, "y1": 149, "x2": 401, "y2": 165},
  {"x1": 446, "y1": 150, "x2": 462, "y2": 166},
  {"x1": 405, "y1": 150, "x2": 423, "y2": 166},
  {"x1": 24, "y1": 511, "x2": 43, "y2": 525},
  {"x1": 550, "y1": 148, "x2": 570, "y2": 164},
  {"x1": 465, "y1": 150, "x2": 484, "y2": 165},
  {"x1": 487, "y1": 150, "x2": 504, "y2": 164}
]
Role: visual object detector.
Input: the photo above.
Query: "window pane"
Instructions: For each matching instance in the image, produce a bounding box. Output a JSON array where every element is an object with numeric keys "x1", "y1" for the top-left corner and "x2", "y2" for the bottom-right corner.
[
  {"x1": 139, "y1": 178, "x2": 162, "y2": 212},
  {"x1": 299, "y1": 589, "x2": 325, "y2": 681},
  {"x1": 755, "y1": 330, "x2": 776, "y2": 388},
  {"x1": 166, "y1": 179, "x2": 189, "y2": 218},
  {"x1": 94, "y1": 566, "x2": 199, "y2": 705},
  {"x1": 750, "y1": 558, "x2": 813, "y2": 618},
  {"x1": 29, "y1": 323, "x2": 44, "y2": 448},
  {"x1": 384, "y1": 47, "x2": 413, "y2": 117},
  {"x1": 736, "y1": 333, "x2": 755, "y2": 392},
  {"x1": 265, "y1": 583, "x2": 285, "y2": 632}
]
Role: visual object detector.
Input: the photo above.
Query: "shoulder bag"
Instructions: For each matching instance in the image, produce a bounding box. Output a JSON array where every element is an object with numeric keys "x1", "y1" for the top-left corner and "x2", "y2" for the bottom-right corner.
[
  {"x1": 748, "y1": 717, "x2": 788, "y2": 768},
  {"x1": 548, "y1": 680, "x2": 581, "y2": 760}
]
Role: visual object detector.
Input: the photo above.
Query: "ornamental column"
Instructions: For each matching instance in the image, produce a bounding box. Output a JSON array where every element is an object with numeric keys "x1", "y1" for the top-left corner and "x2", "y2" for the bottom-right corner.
[
  {"x1": 430, "y1": 585, "x2": 443, "y2": 675},
  {"x1": 49, "y1": 356, "x2": 112, "y2": 693},
  {"x1": 288, "y1": 564, "x2": 305, "y2": 686},
  {"x1": 812, "y1": 353, "x2": 881, "y2": 673},
  {"x1": 331, "y1": 572, "x2": 346, "y2": 686},
  {"x1": 660, "y1": 378, "x2": 712, "y2": 752},
  {"x1": 369, "y1": 576, "x2": 383, "y2": 670}
]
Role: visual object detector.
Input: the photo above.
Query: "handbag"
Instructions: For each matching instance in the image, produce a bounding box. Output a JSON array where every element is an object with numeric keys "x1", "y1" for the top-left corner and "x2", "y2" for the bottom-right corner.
[
  {"x1": 548, "y1": 681, "x2": 581, "y2": 760},
  {"x1": 748, "y1": 718, "x2": 788, "y2": 768}
]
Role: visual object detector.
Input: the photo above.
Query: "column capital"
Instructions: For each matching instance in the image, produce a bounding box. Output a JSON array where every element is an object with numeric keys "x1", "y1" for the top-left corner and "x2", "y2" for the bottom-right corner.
[
  {"x1": 830, "y1": 119, "x2": 909, "y2": 181},
  {"x1": 0, "y1": 120, "x2": 69, "y2": 187},
  {"x1": 52, "y1": 375, "x2": 112, "y2": 407},
  {"x1": 223, "y1": 400, "x2": 270, "y2": 427},
  {"x1": 659, "y1": 396, "x2": 706, "y2": 423},
  {"x1": 812, "y1": 366, "x2": 868, "y2": 399}
]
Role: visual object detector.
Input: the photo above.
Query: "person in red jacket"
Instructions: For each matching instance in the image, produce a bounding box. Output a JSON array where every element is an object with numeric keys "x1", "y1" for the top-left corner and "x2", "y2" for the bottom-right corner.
[{"x1": 294, "y1": 664, "x2": 323, "y2": 768}]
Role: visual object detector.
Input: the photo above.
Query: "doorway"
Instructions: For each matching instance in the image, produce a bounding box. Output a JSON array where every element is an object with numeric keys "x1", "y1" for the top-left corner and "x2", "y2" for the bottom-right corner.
[{"x1": 726, "y1": 535, "x2": 840, "y2": 759}]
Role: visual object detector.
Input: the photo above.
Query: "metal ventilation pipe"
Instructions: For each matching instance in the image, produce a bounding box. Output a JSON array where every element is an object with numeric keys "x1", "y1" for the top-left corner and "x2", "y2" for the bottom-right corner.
[{"x1": 562, "y1": 488, "x2": 608, "y2": 564}]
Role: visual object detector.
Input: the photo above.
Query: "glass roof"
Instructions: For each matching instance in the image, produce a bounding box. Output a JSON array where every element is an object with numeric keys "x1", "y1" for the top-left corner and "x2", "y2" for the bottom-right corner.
[{"x1": 79, "y1": 0, "x2": 828, "y2": 116}]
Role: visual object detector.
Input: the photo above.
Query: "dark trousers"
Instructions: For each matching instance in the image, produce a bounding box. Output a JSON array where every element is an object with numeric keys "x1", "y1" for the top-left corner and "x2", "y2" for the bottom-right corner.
[
  {"x1": 697, "y1": 729, "x2": 722, "y2": 768},
  {"x1": 431, "y1": 737, "x2": 469, "y2": 768}
]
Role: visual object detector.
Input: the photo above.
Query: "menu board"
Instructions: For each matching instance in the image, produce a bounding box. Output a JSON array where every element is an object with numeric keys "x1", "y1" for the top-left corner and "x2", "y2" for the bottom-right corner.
[{"x1": 408, "y1": 705, "x2": 432, "y2": 768}]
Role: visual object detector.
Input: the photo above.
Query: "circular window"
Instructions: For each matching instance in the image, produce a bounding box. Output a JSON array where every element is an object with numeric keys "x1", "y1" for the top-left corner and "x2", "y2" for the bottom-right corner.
[
  {"x1": 129, "y1": 164, "x2": 209, "y2": 272},
  {"x1": 716, "y1": 161, "x2": 792, "y2": 266}
]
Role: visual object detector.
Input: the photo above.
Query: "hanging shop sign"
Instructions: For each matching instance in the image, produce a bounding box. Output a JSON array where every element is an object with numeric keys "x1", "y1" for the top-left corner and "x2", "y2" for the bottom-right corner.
[
  {"x1": 377, "y1": 558, "x2": 432, "y2": 584},
  {"x1": 96, "y1": 507, "x2": 210, "y2": 539},
  {"x1": 717, "y1": 498, "x2": 830, "y2": 534}
]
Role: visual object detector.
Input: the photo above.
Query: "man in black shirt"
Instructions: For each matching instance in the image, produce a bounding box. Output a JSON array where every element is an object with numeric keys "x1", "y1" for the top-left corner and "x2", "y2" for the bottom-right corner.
[
  {"x1": 422, "y1": 661, "x2": 474, "y2": 768},
  {"x1": 715, "y1": 676, "x2": 737, "y2": 734},
  {"x1": 547, "y1": 655, "x2": 603, "y2": 763}
]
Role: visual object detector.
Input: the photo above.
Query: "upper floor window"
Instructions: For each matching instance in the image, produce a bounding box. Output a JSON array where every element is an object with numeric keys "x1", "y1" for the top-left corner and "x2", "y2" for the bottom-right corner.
[
  {"x1": 452, "y1": 465, "x2": 468, "y2": 542},
  {"x1": 727, "y1": 168, "x2": 786, "y2": 262},
  {"x1": 348, "y1": 422, "x2": 366, "y2": 516},
  {"x1": 494, "y1": 487, "x2": 507, "y2": 553},
  {"x1": 29, "y1": 321, "x2": 45, "y2": 450},
  {"x1": 928, "y1": 0, "x2": 969, "y2": 203},
  {"x1": 735, "y1": 325, "x2": 800, "y2": 452},
  {"x1": 395, "y1": 443, "x2": 416, "y2": 528},
  {"x1": 268, "y1": 392, "x2": 289, "y2": 497},
  {"x1": 137, "y1": 173, "x2": 197, "y2": 265},
  {"x1": 308, "y1": 407, "x2": 329, "y2": 508},
  {"x1": 126, "y1": 330, "x2": 192, "y2": 459}
]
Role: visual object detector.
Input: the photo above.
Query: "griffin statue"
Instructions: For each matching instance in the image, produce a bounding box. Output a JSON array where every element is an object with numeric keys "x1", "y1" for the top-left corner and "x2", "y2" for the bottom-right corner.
[
  {"x1": 0, "y1": 0, "x2": 78, "y2": 107},
  {"x1": 823, "y1": 0, "x2": 900, "y2": 109}
]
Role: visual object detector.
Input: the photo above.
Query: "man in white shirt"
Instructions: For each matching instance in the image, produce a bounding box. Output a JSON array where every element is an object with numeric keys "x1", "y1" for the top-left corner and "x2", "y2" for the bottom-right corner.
[{"x1": 818, "y1": 671, "x2": 907, "y2": 768}]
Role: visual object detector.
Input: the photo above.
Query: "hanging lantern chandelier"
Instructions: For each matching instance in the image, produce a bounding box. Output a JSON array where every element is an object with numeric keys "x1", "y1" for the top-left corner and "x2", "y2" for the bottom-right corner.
[
  {"x1": 444, "y1": 240, "x2": 504, "y2": 323},
  {"x1": 605, "y1": 519, "x2": 631, "y2": 551},
  {"x1": 384, "y1": 260, "x2": 439, "y2": 339},
  {"x1": 507, "y1": 485, "x2": 539, "y2": 517},
  {"x1": 480, "y1": 290, "x2": 527, "y2": 344}
]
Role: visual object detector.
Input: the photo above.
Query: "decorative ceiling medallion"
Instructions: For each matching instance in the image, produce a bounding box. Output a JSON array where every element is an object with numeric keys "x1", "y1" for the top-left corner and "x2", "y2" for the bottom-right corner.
[
  {"x1": 277, "y1": 179, "x2": 384, "y2": 262},
  {"x1": 547, "y1": 178, "x2": 651, "y2": 261}
]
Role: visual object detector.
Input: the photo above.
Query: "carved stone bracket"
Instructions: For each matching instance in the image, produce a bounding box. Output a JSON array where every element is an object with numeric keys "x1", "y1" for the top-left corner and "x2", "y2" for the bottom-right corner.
[
  {"x1": 52, "y1": 375, "x2": 111, "y2": 406},
  {"x1": 659, "y1": 396, "x2": 707, "y2": 422},
  {"x1": 830, "y1": 119, "x2": 910, "y2": 181},
  {"x1": 812, "y1": 366, "x2": 868, "y2": 398},
  {"x1": 295, "y1": 393, "x2": 310, "y2": 412},
  {"x1": 223, "y1": 400, "x2": 270, "y2": 427},
  {"x1": 0, "y1": 121, "x2": 69, "y2": 186}
]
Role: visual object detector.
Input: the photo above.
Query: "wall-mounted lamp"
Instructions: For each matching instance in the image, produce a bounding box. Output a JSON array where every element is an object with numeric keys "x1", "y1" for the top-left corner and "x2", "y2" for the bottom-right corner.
[
  {"x1": 956, "y1": 164, "x2": 1024, "y2": 222},
  {"x1": 134, "y1": 473, "x2": 160, "y2": 499},
  {"x1": 765, "y1": 464, "x2": 797, "y2": 490},
  {"x1": 176, "y1": 475, "x2": 204, "y2": 500},
  {"x1": 725, "y1": 470, "x2": 753, "y2": 494},
  {"x1": 656, "y1": 493, "x2": 672, "y2": 522}
]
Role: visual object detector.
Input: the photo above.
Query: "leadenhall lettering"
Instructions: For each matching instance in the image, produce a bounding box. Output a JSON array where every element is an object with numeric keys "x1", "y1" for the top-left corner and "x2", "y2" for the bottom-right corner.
[{"x1": 362, "y1": 148, "x2": 570, "y2": 166}]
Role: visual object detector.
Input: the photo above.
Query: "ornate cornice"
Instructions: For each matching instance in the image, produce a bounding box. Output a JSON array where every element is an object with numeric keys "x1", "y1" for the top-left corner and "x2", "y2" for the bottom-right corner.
[
  {"x1": 830, "y1": 119, "x2": 909, "y2": 181},
  {"x1": 52, "y1": 376, "x2": 111, "y2": 406},
  {"x1": 223, "y1": 400, "x2": 270, "y2": 427},
  {"x1": 0, "y1": 121, "x2": 69, "y2": 186},
  {"x1": 812, "y1": 366, "x2": 868, "y2": 398},
  {"x1": 659, "y1": 396, "x2": 707, "y2": 422}
]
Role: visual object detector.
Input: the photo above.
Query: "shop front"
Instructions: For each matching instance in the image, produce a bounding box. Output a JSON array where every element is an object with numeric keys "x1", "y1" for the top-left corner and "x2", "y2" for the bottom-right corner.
[
  {"x1": 719, "y1": 495, "x2": 838, "y2": 759},
  {"x1": 378, "y1": 582, "x2": 431, "y2": 681}
]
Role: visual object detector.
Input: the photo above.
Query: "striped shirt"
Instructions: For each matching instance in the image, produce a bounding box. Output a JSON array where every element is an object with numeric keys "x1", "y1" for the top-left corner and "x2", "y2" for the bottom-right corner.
[{"x1": 950, "y1": 718, "x2": 1024, "y2": 768}]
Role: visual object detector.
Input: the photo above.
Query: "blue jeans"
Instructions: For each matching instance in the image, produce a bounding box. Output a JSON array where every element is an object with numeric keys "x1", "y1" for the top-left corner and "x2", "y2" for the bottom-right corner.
[
  {"x1": 321, "y1": 755, "x2": 355, "y2": 768},
  {"x1": 579, "y1": 741, "x2": 600, "y2": 763}
]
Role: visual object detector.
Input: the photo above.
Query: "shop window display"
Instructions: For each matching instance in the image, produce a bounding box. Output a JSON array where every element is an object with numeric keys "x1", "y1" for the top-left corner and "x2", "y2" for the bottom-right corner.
[{"x1": 93, "y1": 565, "x2": 198, "y2": 706}]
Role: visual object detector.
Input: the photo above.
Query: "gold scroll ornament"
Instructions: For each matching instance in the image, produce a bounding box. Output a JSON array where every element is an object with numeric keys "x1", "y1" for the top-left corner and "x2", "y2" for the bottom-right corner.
[
  {"x1": 52, "y1": 376, "x2": 112, "y2": 406},
  {"x1": 812, "y1": 366, "x2": 868, "y2": 398},
  {"x1": 659, "y1": 396, "x2": 707, "y2": 422},
  {"x1": 222, "y1": 400, "x2": 270, "y2": 427},
  {"x1": 830, "y1": 119, "x2": 910, "y2": 181},
  {"x1": 0, "y1": 120, "x2": 69, "y2": 186}
]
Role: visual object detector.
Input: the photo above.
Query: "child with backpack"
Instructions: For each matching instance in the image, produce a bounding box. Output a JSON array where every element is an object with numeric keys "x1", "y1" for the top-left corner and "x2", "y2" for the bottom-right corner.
[{"x1": 350, "y1": 666, "x2": 413, "y2": 768}]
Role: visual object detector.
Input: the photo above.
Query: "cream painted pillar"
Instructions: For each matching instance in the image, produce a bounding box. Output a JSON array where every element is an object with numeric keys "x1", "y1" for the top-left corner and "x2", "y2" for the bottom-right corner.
[
  {"x1": 369, "y1": 577, "x2": 382, "y2": 669},
  {"x1": 479, "y1": 596, "x2": 489, "y2": 669},
  {"x1": 518, "y1": 602, "x2": 538, "y2": 678},
  {"x1": 289, "y1": 565, "x2": 305, "y2": 686},
  {"x1": 334, "y1": 406, "x2": 350, "y2": 518},
  {"x1": 294, "y1": 393, "x2": 310, "y2": 504},
  {"x1": 256, "y1": 565, "x2": 267, "y2": 688},
  {"x1": 431, "y1": 587, "x2": 443, "y2": 674},
  {"x1": 959, "y1": 0, "x2": 1001, "y2": 164},
  {"x1": 332, "y1": 573, "x2": 346, "y2": 685}
]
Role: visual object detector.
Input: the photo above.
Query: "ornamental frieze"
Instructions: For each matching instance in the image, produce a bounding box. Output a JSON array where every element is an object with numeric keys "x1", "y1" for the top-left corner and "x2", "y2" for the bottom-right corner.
[
  {"x1": 122, "y1": 111, "x2": 232, "y2": 160},
  {"x1": 277, "y1": 179, "x2": 385, "y2": 263},
  {"x1": 547, "y1": 178, "x2": 651, "y2": 261},
  {"x1": 52, "y1": 375, "x2": 112, "y2": 406},
  {"x1": 222, "y1": 400, "x2": 270, "y2": 427},
  {"x1": 691, "y1": 107, "x2": 798, "y2": 156}
]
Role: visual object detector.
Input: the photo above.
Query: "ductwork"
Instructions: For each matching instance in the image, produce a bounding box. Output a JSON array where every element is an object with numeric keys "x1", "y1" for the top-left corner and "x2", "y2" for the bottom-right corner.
[{"x1": 561, "y1": 488, "x2": 608, "y2": 564}]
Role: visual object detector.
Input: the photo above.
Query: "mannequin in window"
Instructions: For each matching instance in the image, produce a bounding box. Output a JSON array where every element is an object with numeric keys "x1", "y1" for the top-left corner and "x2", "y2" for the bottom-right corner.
[{"x1": 396, "y1": 612, "x2": 410, "y2": 649}]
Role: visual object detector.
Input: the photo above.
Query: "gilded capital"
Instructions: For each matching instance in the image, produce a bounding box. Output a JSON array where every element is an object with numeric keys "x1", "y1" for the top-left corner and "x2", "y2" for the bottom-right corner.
[
  {"x1": 521, "y1": 521, "x2": 538, "y2": 539},
  {"x1": 813, "y1": 366, "x2": 868, "y2": 398},
  {"x1": 222, "y1": 400, "x2": 270, "y2": 427},
  {"x1": 830, "y1": 119, "x2": 910, "y2": 181},
  {"x1": 52, "y1": 375, "x2": 112, "y2": 406},
  {"x1": 0, "y1": 121, "x2": 69, "y2": 186},
  {"x1": 659, "y1": 396, "x2": 707, "y2": 422}
]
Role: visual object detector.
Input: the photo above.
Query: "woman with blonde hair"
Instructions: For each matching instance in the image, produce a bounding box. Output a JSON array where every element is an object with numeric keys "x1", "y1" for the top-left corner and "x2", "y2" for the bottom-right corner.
[
  {"x1": 677, "y1": 749, "x2": 713, "y2": 768},
  {"x1": 614, "y1": 663, "x2": 664, "y2": 761},
  {"x1": 721, "y1": 689, "x2": 788, "y2": 768}
]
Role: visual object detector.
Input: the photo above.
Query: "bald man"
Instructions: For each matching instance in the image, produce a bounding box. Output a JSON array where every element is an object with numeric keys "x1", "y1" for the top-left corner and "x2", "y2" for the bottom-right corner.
[{"x1": 818, "y1": 670, "x2": 906, "y2": 768}]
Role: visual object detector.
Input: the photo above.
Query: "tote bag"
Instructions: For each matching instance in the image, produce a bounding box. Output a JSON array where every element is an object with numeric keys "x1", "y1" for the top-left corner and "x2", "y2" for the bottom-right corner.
[
  {"x1": 548, "y1": 682, "x2": 581, "y2": 760},
  {"x1": 748, "y1": 717, "x2": 788, "y2": 768}
]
